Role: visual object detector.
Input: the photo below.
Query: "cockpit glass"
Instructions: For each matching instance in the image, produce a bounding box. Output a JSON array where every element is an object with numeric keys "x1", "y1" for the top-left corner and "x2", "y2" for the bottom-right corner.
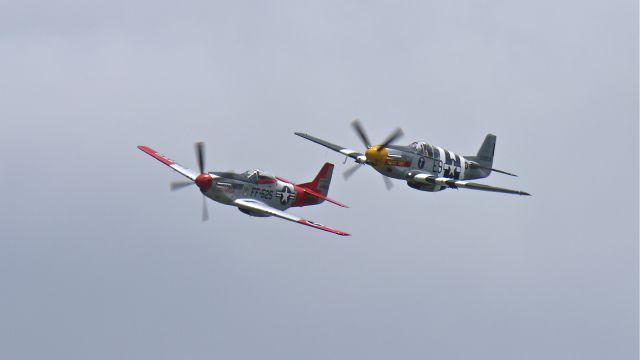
[
  {"x1": 239, "y1": 169, "x2": 275, "y2": 183},
  {"x1": 258, "y1": 172, "x2": 275, "y2": 180},
  {"x1": 409, "y1": 141, "x2": 428, "y2": 154},
  {"x1": 240, "y1": 169, "x2": 259, "y2": 183}
]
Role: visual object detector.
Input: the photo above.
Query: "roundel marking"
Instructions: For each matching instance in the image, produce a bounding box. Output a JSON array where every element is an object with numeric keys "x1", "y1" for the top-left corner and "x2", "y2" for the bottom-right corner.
[
  {"x1": 418, "y1": 156, "x2": 426, "y2": 169},
  {"x1": 276, "y1": 185, "x2": 295, "y2": 205}
]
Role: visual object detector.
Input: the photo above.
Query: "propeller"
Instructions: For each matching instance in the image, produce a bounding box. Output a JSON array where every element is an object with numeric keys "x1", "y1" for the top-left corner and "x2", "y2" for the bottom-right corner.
[
  {"x1": 193, "y1": 142, "x2": 214, "y2": 221},
  {"x1": 351, "y1": 119, "x2": 372, "y2": 148},
  {"x1": 195, "y1": 141, "x2": 206, "y2": 174},
  {"x1": 343, "y1": 163, "x2": 363, "y2": 180},
  {"x1": 168, "y1": 141, "x2": 214, "y2": 221},
  {"x1": 343, "y1": 163, "x2": 395, "y2": 190},
  {"x1": 170, "y1": 180, "x2": 194, "y2": 191},
  {"x1": 201, "y1": 195, "x2": 209, "y2": 221},
  {"x1": 382, "y1": 175, "x2": 394, "y2": 190},
  {"x1": 346, "y1": 119, "x2": 404, "y2": 190},
  {"x1": 377, "y1": 127, "x2": 404, "y2": 152}
]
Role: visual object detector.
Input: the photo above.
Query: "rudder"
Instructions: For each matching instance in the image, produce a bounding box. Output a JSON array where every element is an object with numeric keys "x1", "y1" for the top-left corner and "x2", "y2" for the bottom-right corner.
[
  {"x1": 464, "y1": 134, "x2": 496, "y2": 179},
  {"x1": 298, "y1": 162, "x2": 333, "y2": 196},
  {"x1": 476, "y1": 134, "x2": 496, "y2": 167}
]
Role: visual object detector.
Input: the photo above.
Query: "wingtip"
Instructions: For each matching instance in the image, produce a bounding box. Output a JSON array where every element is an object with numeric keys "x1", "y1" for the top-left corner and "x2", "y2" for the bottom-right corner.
[
  {"x1": 137, "y1": 145, "x2": 156, "y2": 154},
  {"x1": 330, "y1": 199, "x2": 350, "y2": 208}
]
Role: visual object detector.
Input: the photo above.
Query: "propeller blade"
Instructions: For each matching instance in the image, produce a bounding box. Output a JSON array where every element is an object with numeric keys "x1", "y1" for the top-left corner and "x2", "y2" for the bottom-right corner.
[
  {"x1": 343, "y1": 163, "x2": 362, "y2": 180},
  {"x1": 383, "y1": 175, "x2": 393, "y2": 190},
  {"x1": 377, "y1": 127, "x2": 404, "y2": 151},
  {"x1": 195, "y1": 141, "x2": 205, "y2": 174},
  {"x1": 351, "y1": 118, "x2": 372, "y2": 148},
  {"x1": 170, "y1": 180, "x2": 194, "y2": 191},
  {"x1": 201, "y1": 195, "x2": 209, "y2": 221}
]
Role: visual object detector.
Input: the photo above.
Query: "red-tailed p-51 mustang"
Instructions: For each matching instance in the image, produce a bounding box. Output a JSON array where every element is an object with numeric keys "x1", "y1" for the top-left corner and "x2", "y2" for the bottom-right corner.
[{"x1": 138, "y1": 142, "x2": 350, "y2": 236}]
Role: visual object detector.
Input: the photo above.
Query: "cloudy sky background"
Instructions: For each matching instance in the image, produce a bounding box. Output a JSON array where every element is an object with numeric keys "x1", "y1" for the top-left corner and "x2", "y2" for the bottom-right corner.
[{"x1": 0, "y1": 0, "x2": 637, "y2": 359}]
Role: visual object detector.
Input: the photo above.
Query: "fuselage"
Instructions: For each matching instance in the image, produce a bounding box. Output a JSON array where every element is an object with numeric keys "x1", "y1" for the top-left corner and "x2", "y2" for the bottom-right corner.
[
  {"x1": 201, "y1": 169, "x2": 308, "y2": 215},
  {"x1": 376, "y1": 142, "x2": 488, "y2": 192},
  {"x1": 293, "y1": 131, "x2": 527, "y2": 196}
]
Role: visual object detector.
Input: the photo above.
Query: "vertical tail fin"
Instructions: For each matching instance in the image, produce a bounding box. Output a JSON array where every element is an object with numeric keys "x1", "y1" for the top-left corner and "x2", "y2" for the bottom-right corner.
[
  {"x1": 476, "y1": 134, "x2": 496, "y2": 167},
  {"x1": 298, "y1": 162, "x2": 333, "y2": 196},
  {"x1": 465, "y1": 134, "x2": 496, "y2": 179},
  {"x1": 292, "y1": 163, "x2": 348, "y2": 208}
]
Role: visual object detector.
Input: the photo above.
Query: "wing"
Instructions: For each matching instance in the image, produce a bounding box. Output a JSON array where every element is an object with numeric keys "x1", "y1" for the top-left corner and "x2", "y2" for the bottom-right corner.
[
  {"x1": 294, "y1": 132, "x2": 366, "y2": 163},
  {"x1": 138, "y1": 145, "x2": 199, "y2": 180},
  {"x1": 408, "y1": 172, "x2": 531, "y2": 196},
  {"x1": 234, "y1": 199, "x2": 350, "y2": 236}
]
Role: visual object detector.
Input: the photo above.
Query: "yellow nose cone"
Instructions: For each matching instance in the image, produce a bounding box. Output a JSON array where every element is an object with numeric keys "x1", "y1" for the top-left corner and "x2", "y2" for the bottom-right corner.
[{"x1": 365, "y1": 146, "x2": 388, "y2": 170}]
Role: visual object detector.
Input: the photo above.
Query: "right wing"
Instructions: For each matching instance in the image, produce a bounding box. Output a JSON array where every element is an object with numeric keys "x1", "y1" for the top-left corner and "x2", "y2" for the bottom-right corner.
[
  {"x1": 408, "y1": 172, "x2": 531, "y2": 196},
  {"x1": 294, "y1": 132, "x2": 366, "y2": 163},
  {"x1": 234, "y1": 199, "x2": 350, "y2": 236},
  {"x1": 138, "y1": 145, "x2": 199, "y2": 180}
]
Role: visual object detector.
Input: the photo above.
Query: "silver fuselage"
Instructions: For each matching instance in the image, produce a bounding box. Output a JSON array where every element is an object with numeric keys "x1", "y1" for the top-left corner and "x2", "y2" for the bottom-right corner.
[
  {"x1": 377, "y1": 143, "x2": 488, "y2": 192},
  {"x1": 203, "y1": 170, "x2": 299, "y2": 214}
]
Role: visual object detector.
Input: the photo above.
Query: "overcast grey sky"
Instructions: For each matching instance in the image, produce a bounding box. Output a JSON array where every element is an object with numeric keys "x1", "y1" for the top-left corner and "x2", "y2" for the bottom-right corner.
[{"x1": 0, "y1": 0, "x2": 637, "y2": 359}]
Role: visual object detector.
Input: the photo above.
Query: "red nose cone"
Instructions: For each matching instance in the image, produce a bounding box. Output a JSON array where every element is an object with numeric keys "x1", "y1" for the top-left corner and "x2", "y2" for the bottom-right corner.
[{"x1": 195, "y1": 174, "x2": 213, "y2": 190}]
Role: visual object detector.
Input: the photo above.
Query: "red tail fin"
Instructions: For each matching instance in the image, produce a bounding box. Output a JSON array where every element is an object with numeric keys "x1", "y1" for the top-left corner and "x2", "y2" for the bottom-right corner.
[
  {"x1": 298, "y1": 162, "x2": 333, "y2": 196},
  {"x1": 291, "y1": 163, "x2": 347, "y2": 208}
]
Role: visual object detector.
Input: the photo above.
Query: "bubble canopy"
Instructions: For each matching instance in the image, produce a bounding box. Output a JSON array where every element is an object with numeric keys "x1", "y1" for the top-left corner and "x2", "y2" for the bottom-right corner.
[
  {"x1": 239, "y1": 169, "x2": 275, "y2": 183},
  {"x1": 409, "y1": 141, "x2": 434, "y2": 157}
]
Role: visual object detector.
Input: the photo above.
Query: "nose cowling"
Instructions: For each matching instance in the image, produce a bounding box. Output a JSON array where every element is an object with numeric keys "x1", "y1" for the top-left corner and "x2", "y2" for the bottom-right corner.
[
  {"x1": 365, "y1": 146, "x2": 388, "y2": 169},
  {"x1": 195, "y1": 173, "x2": 213, "y2": 190}
]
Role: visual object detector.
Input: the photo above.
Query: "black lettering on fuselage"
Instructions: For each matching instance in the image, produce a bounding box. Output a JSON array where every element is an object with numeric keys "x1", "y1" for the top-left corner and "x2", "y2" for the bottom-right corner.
[
  {"x1": 433, "y1": 160, "x2": 443, "y2": 174},
  {"x1": 250, "y1": 187, "x2": 274, "y2": 200}
]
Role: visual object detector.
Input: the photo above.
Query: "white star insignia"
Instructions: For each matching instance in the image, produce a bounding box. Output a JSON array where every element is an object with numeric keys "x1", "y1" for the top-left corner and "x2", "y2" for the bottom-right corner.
[{"x1": 276, "y1": 186, "x2": 295, "y2": 205}]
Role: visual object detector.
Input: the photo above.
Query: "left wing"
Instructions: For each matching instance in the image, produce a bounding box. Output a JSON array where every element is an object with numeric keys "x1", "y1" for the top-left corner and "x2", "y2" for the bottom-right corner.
[
  {"x1": 294, "y1": 132, "x2": 366, "y2": 163},
  {"x1": 408, "y1": 172, "x2": 531, "y2": 196},
  {"x1": 234, "y1": 199, "x2": 350, "y2": 236},
  {"x1": 138, "y1": 145, "x2": 199, "y2": 181}
]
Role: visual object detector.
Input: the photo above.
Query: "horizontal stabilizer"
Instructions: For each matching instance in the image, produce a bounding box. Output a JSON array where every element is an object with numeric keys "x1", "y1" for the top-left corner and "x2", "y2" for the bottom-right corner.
[
  {"x1": 299, "y1": 187, "x2": 349, "y2": 208},
  {"x1": 468, "y1": 161, "x2": 518, "y2": 177}
]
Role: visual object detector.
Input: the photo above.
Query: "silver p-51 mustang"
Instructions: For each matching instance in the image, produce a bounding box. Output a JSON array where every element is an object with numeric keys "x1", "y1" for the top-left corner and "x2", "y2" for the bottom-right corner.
[
  {"x1": 138, "y1": 143, "x2": 350, "y2": 236},
  {"x1": 295, "y1": 119, "x2": 530, "y2": 196}
]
